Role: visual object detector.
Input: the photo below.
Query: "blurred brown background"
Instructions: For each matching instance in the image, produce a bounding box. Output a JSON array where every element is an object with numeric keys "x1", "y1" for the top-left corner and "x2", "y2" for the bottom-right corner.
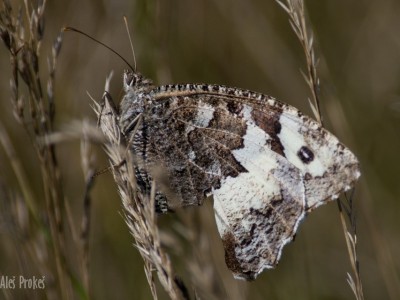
[{"x1": 1, "y1": 0, "x2": 399, "y2": 299}]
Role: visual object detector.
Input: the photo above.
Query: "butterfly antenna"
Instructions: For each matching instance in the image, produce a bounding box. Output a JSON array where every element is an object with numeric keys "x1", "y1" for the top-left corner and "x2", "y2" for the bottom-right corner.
[
  {"x1": 123, "y1": 16, "x2": 137, "y2": 72},
  {"x1": 63, "y1": 26, "x2": 135, "y2": 72}
]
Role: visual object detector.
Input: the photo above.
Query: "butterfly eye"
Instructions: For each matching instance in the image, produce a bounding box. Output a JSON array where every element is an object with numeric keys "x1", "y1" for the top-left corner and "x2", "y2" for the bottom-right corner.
[
  {"x1": 297, "y1": 146, "x2": 314, "y2": 164},
  {"x1": 124, "y1": 71, "x2": 135, "y2": 87},
  {"x1": 129, "y1": 76, "x2": 136, "y2": 86}
]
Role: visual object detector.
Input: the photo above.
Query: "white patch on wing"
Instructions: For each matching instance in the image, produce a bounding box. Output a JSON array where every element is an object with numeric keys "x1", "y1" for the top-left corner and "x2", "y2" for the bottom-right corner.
[
  {"x1": 194, "y1": 102, "x2": 215, "y2": 128},
  {"x1": 241, "y1": 104, "x2": 253, "y2": 122},
  {"x1": 213, "y1": 172, "x2": 276, "y2": 234},
  {"x1": 185, "y1": 102, "x2": 215, "y2": 134},
  {"x1": 213, "y1": 121, "x2": 278, "y2": 231},
  {"x1": 206, "y1": 160, "x2": 222, "y2": 177},
  {"x1": 278, "y1": 113, "x2": 325, "y2": 176},
  {"x1": 212, "y1": 120, "x2": 305, "y2": 279},
  {"x1": 188, "y1": 150, "x2": 196, "y2": 160}
]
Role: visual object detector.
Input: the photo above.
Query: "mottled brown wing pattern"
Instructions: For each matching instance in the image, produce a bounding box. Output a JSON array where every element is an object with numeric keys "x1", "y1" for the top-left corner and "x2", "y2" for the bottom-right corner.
[{"x1": 118, "y1": 71, "x2": 360, "y2": 280}]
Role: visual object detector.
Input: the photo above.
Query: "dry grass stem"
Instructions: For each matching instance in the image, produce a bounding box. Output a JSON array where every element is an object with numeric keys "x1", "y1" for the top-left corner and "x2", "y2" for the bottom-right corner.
[
  {"x1": 276, "y1": 0, "x2": 322, "y2": 125},
  {"x1": 338, "y1": 194, "x2": 364, "y2": 300},
  {"x1": 79, "y1": 122, "x2": 97, "y2": 295},
  {"x1": 1, "y1": 0, "x2": 71, "y2": 297},
  {"x1": 94, "y1": 77, "x2": 187, "y2": 300},
  {"x1": 276, "y1": 1, "x2": 364, "y2": 299},
  {"x1": 0, "y1": 1, "x2": 93, "y2": 298}
]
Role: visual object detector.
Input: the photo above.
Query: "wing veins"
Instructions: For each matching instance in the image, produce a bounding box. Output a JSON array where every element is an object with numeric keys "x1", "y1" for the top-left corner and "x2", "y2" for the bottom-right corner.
[{"x1": 170, "y1": 117, "x2": 298, "y2": 235}]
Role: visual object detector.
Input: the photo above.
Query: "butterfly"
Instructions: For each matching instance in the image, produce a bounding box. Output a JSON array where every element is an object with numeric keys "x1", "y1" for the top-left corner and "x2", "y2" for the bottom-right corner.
[{"x1": 112, "y1": 70, "x2": 360, "y2": 280}]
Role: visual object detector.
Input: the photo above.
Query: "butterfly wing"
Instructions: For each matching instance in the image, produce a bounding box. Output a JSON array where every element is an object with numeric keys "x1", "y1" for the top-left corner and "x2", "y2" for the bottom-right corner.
[
  {"x1": 125, "y1": 83, "x2": 360, "y2": 279},
  {"x1": 145, "y1": 84, "x2": 360, "y2": 206}
]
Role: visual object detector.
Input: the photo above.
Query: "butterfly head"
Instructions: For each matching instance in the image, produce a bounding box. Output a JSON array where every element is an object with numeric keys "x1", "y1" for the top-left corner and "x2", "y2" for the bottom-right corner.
[
  {"x1": 119, "y1": 70, "x2": 155, "y2": 133},
  {"x1": 123, "y1": 70, "x2": 154, "y2": 92}
]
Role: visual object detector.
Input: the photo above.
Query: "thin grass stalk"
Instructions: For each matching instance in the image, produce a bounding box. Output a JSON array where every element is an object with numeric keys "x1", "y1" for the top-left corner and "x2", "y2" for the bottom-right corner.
[
  {"x1": 0, "y1": 0, "x2": 82, "y2": 298},
  {"x1": 275, "y1": 1, "x2": 364, "y2": 299},
  {"x1": 94, "y1": 78, "x2": 187, "y2": 300},
  {"x1": 0, "y1": 122, "x2": 39, "y2": 222},
  {"x1": 338, "y1": 195, "x2": 364, "y2": 300},
  {"x1": 80, "y1": 125, "x2": 96, "y2": 296},
  {"x1": 275, "y1": 0, "x2": 322, "y2": 125}
]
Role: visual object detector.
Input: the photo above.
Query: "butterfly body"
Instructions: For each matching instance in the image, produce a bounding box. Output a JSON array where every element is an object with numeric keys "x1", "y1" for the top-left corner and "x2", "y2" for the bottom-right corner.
[{"x1": 117, "y1": 70, "x2": 360, "y2": 280}]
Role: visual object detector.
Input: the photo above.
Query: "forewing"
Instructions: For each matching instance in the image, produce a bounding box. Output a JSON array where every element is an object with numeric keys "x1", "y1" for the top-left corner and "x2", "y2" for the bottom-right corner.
[{"x1": 148, "y1": 84, "x2": 359, "y2": 210}]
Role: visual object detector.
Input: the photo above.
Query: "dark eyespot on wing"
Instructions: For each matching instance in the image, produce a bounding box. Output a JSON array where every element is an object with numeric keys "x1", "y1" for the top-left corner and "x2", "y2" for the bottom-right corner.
[{"x1": 297, "y1": 146, "x2": 314, "y2": 164}]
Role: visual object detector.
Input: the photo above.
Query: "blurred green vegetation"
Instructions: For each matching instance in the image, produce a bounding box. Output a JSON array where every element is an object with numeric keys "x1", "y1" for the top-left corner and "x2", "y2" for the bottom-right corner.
[{"x1": 0, "y1": 0, "x2": 399, "y2": 299}]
